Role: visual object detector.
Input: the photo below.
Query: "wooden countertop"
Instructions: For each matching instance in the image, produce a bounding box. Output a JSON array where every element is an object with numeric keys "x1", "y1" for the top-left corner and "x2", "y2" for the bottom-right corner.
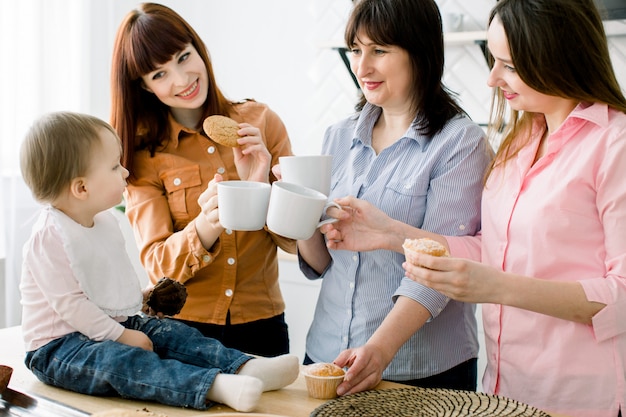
[{"x1": 0, "y1": 326, "x2": 571, "y2": 416}]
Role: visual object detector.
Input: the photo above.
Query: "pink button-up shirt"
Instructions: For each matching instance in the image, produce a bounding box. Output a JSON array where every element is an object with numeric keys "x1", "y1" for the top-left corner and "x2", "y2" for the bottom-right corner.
[{"x1": 448, "y1": 102, "x2": 626, "y2": 417}]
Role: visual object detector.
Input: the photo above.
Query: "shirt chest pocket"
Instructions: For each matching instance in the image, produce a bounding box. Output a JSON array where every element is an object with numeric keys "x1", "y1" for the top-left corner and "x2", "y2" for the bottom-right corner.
[
  {"x1": 383, "y1": 179, "x2": 429, "y2": 226},
  {"x1": 161, "y1": 165, "x2": 203, "y2": 221}
]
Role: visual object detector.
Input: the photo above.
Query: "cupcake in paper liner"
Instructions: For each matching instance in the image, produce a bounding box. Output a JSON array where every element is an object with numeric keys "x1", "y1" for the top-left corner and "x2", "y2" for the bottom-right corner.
[{"x1": 303, "y1": 363, "x2": 346, "y2": 399}]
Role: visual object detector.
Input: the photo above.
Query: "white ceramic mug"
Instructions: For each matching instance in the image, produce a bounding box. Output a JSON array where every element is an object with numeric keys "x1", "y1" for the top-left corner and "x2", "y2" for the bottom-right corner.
[
  {"x1": 266, "y1": 181, "x2": 340, "y2": 240},
  {"x1": 279, "y1": 155, "x2": 333, "y2": 196},
  {"x1": 217, "y1": 181, "x2": 271, "y2": 231}
]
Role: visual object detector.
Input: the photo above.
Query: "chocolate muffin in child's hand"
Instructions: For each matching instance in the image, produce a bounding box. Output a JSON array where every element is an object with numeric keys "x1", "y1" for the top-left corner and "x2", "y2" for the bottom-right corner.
[{"x1": 144, "y1": 277, "x2": 187, "y2": 316}]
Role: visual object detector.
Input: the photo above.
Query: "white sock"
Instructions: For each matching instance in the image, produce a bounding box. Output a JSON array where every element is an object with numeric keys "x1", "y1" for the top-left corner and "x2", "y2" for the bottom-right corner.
[
  {"x1": 206, "y1": 373, "x2": 262, "y2": 412},
  {"x1": 237, "y1": 354, "x2": 300, "y2": 391}
]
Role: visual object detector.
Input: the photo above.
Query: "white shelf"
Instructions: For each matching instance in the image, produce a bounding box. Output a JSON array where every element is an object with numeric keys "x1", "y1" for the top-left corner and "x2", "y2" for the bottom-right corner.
[
  {"x1": 444, "y1": 30, "x2": 487, "y2": 45},
  {"x1": 317, "y1": 31, "x2": 486, "y2": 49},
  {"x1": 318, "y1": 20, "x2": 626, "y2": 51},
  {"x1": 605, "y1": 20, "x2": 626, "y2": 36}
]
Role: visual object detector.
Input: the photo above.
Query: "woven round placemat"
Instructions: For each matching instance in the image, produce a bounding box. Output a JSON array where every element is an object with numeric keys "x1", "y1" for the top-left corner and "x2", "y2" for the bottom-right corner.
[{"x1": 310, "y1": 387, "x2": 551, "y2": 417}]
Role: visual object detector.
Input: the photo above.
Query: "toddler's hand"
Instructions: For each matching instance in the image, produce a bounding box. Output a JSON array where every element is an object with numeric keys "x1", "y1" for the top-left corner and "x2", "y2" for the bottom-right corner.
[{"x1": 143, "y1": 277, "x2": 187, "y2": 316}]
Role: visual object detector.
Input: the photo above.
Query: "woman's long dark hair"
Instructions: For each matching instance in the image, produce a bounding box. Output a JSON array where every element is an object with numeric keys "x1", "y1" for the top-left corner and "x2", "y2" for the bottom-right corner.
[
  {"x1": 345, "y1": 0, "x2": 466, "y2": 137},
  {"x1": 110, "y1": 2, "x2": 232, "y2": 173},
  {"x1": 487, "y1": 0, "x2": 626, "y2": 176}
]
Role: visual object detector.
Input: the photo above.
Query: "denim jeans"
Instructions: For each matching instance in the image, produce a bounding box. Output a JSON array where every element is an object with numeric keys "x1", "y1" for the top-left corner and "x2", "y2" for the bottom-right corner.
[{"x1": 25, "y1": 315, "x2": 252, "y2": 409}]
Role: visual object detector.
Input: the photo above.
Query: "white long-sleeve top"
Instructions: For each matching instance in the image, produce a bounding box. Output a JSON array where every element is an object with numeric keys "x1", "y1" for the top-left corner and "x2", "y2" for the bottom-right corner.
[{"x1": 20, "y1": 206, "x2": 143, "y2": 352}]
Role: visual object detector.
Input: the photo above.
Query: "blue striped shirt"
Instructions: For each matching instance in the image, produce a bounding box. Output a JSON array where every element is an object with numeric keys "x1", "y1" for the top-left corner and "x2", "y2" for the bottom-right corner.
[{"x1": 300, "y1": 103, "x2": 493, "y2": 381}]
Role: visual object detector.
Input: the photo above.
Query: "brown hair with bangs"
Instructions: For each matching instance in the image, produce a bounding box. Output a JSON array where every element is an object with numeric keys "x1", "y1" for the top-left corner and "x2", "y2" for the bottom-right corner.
[
  {"x1": 486, "y1": 0, "x2": 626, "y2": 178},
  {"x1": 344, "y1": 0, "x2": 466, "y2": 137},
  {"x1": 110, "y1": 2, "x2": 232, "y2": 174}
]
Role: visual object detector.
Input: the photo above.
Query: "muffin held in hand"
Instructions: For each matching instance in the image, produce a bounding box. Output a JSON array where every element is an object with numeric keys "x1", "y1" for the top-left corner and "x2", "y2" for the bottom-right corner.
[
  {"x1": 402, "y1": 237, "x2": 449, "y2": 258},
  {"x1": 303, "y1": 363, "x2": 345, "y2": 399},
  {"x1": 144, "y1": 277, "x2": 187, "y2": 316}
]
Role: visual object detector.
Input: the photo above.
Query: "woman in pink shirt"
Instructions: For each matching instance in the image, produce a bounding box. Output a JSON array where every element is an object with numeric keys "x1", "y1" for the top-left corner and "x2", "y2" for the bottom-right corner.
[{"x1": 320, "y1": 0, "x2": 626, "y2": 416}]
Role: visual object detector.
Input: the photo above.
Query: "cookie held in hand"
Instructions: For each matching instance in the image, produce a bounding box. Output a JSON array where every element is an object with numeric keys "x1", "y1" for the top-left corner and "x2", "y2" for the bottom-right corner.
[
  {"x1": 145, "y1": 277, "x2": 187, "y2": 316},
  {"x1": 203, "y1": 115, "x2": 240, "y2": 147}
]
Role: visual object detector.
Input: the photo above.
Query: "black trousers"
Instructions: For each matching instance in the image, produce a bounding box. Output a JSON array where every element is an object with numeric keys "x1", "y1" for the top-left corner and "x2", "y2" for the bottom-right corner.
[
  {"x1": 304, "y1": 354, "x2": 477, "y2": 392},
  {"x1": 398, "y1": 358, "x2": 477, "y2": 391},
  {"x1": 177, "y1": 312, "x2": 289, "y2": 357}
]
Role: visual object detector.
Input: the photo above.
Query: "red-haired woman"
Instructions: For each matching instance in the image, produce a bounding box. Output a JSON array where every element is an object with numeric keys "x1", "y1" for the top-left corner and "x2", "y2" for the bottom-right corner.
[{"x1": 110, "y1": 3, "x2": 295, "y2": 357}]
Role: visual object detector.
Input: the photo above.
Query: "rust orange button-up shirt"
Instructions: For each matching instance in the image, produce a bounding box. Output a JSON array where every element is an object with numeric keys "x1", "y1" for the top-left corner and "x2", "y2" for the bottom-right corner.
[{"x1": 124, "y1": 100, "x2": 296, "y2": 325}]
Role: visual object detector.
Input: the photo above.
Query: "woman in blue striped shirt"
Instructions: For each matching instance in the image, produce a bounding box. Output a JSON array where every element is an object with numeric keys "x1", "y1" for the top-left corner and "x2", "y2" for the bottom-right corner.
[{"x1": 295, "y1": 0, "x2": 493, "y2": 396}]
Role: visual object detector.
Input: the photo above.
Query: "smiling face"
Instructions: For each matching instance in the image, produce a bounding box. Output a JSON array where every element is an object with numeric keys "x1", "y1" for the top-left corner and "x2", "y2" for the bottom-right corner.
[
  {"x1": 487, "y1": 17, "x2": 573, "y2": 116},
  {"x1": 141, "y1": 43, "x2": 209, "y2": 113},
  {"x1": 486, "y1": 17, "x2": 547, "y2": 113},
  {"x1": 349, "y1": 31, "x2": 412, "y2": 112}
]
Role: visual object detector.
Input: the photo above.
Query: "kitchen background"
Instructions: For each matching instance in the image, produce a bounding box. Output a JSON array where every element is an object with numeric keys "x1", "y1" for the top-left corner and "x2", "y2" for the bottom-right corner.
[{"x1": 1, "y1": 0, "x2": 625, "y2": 390}]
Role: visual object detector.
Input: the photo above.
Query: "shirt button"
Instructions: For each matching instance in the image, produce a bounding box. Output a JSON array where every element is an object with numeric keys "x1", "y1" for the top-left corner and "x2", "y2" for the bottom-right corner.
[
  {"x1": 225, "y1": 289, "x2": 233, "y2": 297},
  {"x1": 173, "y1": 178, "x2": 182, "y2": 186},
  {"x1": 352, "y1": 255, "x2": 358, "y2": 262},
  {"x1": 202, "y1": 255, "x2": 211, "y2": 262},
  {"x1": 459, "y1": 224, "x2": 466, "y2": 231},
  {"x1": 343, "y1": 336, "x2": 348, "y2": 343},
  {"x1": 225, "y1": 229, "x2": 233, "y2": 235},
  {"x1": 207, "y1": 146, "x2": 216, "y2": 154},
  {"x1": 227, "y1": 257, "x2": 235, "y2": 265},
  {"x1": 349, "y1": 282, "x2": 355, "y2": 289},
  {"x1": 404, "y1": 183, "x2": 411, "y2": 189},
  {"x1": 217, "y1": 167, "x2": 226, "y2": 174}
]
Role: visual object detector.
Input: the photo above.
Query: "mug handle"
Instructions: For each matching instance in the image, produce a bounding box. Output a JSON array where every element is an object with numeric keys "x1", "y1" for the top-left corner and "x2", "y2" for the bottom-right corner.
[{"x1": 317, "y1": 201, "x2": 342, "y2": 227}]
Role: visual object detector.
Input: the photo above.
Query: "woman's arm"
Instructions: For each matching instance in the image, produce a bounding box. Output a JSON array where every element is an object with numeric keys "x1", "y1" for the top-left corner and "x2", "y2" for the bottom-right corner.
[
  {"x1": 322, "y1": 196, "x2": 448, "y2": 253},
  {"x1": 296, "y1": 230, "x2": 332, "y2": 275},
  {"x1": 404, "y1": 254, "x2": 605, "y2": 324},
  {"x1": 333, "y1": 296, "x2": 431, "y2": 395},
  {"x1": 125, "y1": 161, "x2": 218, "y2": 284}
]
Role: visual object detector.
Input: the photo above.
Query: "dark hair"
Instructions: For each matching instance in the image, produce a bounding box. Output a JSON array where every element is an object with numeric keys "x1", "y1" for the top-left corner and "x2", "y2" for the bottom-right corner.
[
  {"x1": 487, "y1": 0, "x2": 626, "y2": 173},
  {"x1": 344, "y1": 0, "x2": 466, "y2": 136},
  {"x1": 20, "y1": 112, "x2": 118, "y2": 203},
  {"x1": 110, "y1": 2, "x2": 232, "y2": 172}
]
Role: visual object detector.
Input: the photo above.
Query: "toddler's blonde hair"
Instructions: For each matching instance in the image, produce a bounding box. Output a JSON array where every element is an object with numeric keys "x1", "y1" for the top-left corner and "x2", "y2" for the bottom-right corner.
[{"x1": 20, "y1": 111, "x2": 119, "y2": 203}]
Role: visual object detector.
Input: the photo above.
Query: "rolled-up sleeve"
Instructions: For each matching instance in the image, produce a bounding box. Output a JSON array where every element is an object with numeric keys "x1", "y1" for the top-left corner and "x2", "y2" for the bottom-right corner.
[
  {"x1": 581, "y1": 121, "x2": 626, "y2": 342},
  {"x1": 394, "y1": 277, "x2": 449, "y2": 319}
]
